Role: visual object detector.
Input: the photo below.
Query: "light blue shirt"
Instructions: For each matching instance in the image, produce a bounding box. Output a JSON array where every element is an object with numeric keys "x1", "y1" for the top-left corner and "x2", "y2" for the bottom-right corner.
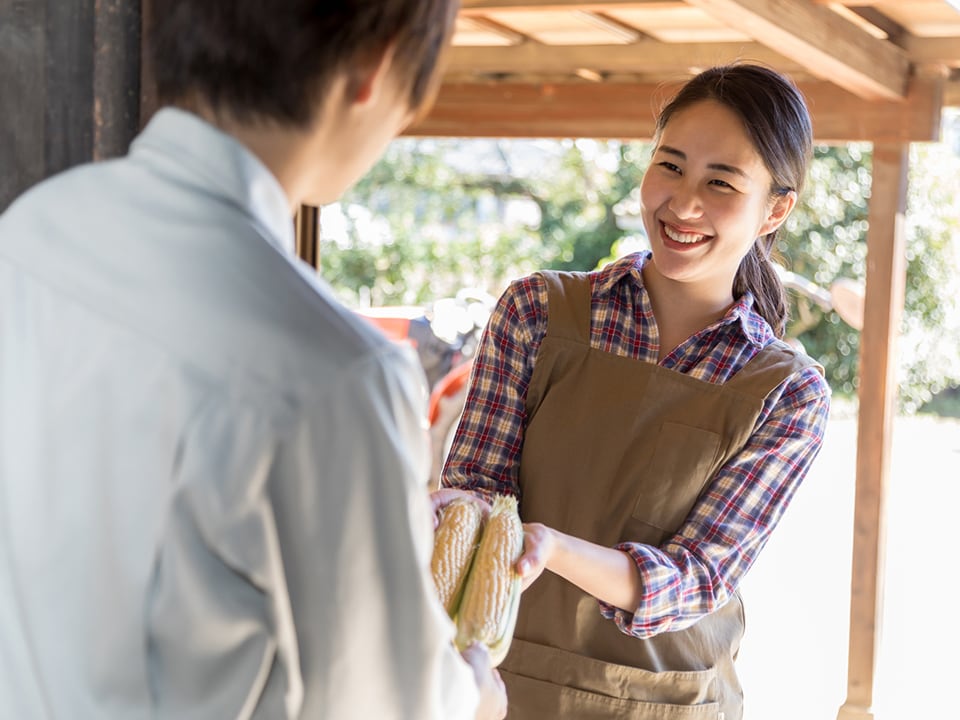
[{"x1": 0, "y1": 108, "x2": 477, "y2": 719}]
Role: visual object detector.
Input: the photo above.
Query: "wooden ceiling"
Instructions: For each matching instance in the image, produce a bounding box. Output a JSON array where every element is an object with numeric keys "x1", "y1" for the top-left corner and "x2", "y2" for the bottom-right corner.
[{"x1": 410, "y1": 0, "x2": 960, "y2": 141}]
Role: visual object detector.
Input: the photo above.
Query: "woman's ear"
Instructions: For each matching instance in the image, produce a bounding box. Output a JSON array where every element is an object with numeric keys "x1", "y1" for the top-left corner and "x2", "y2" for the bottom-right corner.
[{"x1": 759, "y1": 190, "x2": 797, "y2": 236}]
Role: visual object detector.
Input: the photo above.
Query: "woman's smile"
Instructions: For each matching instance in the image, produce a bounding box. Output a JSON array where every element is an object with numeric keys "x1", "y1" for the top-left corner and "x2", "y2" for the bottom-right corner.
[{"x1": 660, "y1": 221, "x2": 713, "y2": 247}]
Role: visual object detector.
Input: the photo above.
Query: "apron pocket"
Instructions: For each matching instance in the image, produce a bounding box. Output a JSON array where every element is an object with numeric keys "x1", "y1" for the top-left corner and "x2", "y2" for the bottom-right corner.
[
  {"x1": 630, "y1": 422, "x2": 720, "y2": 533},
  {"x1": 501, "y1": 638, "x2": 721, "y2": 718}
]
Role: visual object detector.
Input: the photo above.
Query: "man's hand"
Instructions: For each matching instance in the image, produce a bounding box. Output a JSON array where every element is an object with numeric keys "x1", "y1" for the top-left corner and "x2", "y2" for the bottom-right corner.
[
  {"x1": 429, "y1": 488, "x2": 493, "y2": 529},
  {"x1": 461, "y1": 643, "x2": 507, "y2": 720}
]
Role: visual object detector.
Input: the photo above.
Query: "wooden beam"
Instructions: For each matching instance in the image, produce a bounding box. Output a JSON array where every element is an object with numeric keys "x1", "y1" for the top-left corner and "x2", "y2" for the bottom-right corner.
[
  {"x1": 835, "y1": 143, "x2": 909, "y2": 720},
  {"x1": 947, "y1": 77, "x2": 960, "y2": 107},
  {"x1": 683, "y1": 0, "x2": 910, "y2": 100},
  {"x1": 904, "y1": 36, "x2": 960, "y2": 68},
  {"x1": 410, "y1": 76, "x2": 942, "y2": 142},
  {"x1": 808, "y1": 73, "x2": 943, "y2": 143},
  {"x1": 445, "y1": 40, "x2": 801, "y2": 75}
]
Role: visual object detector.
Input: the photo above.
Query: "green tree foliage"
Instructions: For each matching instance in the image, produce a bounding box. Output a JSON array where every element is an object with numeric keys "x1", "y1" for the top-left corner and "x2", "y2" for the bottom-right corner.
[
  {"x1": 320, "y1": 136, "x2": 960, "y2": 412},
  {"x1": 326, "y1": 138, "x2": 648, "y2": 307},
  {"x1": 536, "y1": 140, "x2": 648, "y2": 272},
  {"x1": 780, "y1": 143, "x2": 960, "y2": 409},
  {"x1": 321, "y1": 138, "x2": 548, "y2": 306},
  {"x1": 779, "y1": 145, "x2": 872, "y2": 397}
]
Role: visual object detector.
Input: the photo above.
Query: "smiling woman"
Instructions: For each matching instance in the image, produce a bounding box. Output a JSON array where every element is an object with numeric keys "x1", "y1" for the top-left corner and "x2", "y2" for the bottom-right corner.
[{"x1": 436, "y1": 62, "x2": 830, "y2": 720}]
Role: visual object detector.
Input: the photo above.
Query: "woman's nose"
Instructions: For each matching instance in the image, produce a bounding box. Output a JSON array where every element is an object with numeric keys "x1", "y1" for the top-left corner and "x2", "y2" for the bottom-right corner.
[{"x1": 667, "y1": 181, "x2": 703, "y2": 219}]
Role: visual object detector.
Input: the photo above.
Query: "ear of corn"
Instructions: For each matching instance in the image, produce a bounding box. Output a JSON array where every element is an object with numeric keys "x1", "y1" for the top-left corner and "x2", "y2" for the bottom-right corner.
[
  {"x1": 430, "y1": 498, "x2": 484, "y2": 615},
  {"x1": 452, "y1": 494, "x2": 524, "y2": 667}
]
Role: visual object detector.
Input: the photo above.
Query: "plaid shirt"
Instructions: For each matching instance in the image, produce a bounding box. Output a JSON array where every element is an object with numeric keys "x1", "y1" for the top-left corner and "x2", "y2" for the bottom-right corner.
[{"x1": 442, "y1": 251, "x2": 830, "y2": 638}]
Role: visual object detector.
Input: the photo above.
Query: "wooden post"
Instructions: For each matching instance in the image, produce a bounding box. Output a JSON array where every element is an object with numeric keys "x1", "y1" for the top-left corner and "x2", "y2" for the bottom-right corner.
[
  {"x1": 93, "y1": 0, "x2": 141, "y2": 160},
  {"x1": 0, "y1": 0, "x2": 141, "y2": 211},
  {"x1": 836, "y1": 143, "x2": 909, "y2": 720},
  {"x1": 140, "y1": 0, "x2": 159, "y2": 127},
  {"x1": 295, "y1": 204, "x2": 321, "y2": 270}
]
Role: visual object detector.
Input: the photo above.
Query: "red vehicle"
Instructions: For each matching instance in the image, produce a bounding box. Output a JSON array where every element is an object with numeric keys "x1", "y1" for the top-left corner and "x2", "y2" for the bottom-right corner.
[{"x1": 356, "y1": 289, "x2": 495, "y2": 487}]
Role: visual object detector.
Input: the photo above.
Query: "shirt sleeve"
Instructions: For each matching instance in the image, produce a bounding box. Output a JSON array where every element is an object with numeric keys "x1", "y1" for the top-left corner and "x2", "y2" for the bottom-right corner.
[
  {"x1": 600, "y1": 364, "x2": 831, "y2": 638},
  {"x1": 279, "y1": 345, "x2": 481, "y2": 719},
  {"x1": 147, "y1": 343, "x2": 479, "y2": 720},
  {"x1": 441, "y1": 274, "x2": 547, "y2": 500}
]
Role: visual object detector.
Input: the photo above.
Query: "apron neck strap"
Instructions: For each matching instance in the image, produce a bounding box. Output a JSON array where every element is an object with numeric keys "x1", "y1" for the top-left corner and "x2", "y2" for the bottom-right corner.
[{"x1": 539, "y1": 270, "x2": 592, "y2": 344}]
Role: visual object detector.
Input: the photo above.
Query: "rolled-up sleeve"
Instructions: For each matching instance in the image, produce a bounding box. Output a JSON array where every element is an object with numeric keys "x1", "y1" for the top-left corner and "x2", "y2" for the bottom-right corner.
[
  {"x1": 442, "y1": 275, "x2": 546, "y2": 500},
  {"x1": 601, "y1": 366, "x2": 831, "y2": 637}
]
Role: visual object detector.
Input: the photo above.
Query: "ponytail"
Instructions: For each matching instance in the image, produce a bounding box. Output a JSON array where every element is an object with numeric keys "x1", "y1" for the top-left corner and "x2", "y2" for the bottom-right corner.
[{"x1": 733, "y1": 232, "x2": 787, "y2": 338}]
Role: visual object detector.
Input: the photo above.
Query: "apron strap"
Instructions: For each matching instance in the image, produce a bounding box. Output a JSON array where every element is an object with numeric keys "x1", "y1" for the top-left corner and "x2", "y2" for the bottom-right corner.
[
  {"x1": 538, "y1": 270, "x2": 592, "y2": 344},
  {"x1": 725, "y1": 339, "x2": 824, "y2": 399}
]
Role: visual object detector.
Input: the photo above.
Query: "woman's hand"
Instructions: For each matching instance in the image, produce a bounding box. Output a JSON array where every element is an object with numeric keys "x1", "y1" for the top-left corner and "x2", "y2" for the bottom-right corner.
[
  {"x1": 516, "y1": 522, "x2": 556, "y2": 592},
  {"x1": 516, "y1": 523, "x2": 644, "y2": 612}
]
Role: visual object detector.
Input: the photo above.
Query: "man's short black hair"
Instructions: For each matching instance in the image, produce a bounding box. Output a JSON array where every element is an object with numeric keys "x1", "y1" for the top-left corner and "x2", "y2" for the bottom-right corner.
[{"x1": 148, "y1": 0, "x2": 460, "y2": 127}]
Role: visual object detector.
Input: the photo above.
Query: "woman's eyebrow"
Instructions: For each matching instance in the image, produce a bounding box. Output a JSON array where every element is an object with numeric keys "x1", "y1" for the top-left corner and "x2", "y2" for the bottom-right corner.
[{"x1": 656, "y1": 144, "x2": 749, "y2": 179}]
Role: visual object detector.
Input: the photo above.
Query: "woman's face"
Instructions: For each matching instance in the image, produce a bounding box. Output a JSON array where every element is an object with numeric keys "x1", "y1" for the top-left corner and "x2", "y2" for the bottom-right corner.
[{"x1": 640, "y1": 99, "x2": 794, "y2": 296}]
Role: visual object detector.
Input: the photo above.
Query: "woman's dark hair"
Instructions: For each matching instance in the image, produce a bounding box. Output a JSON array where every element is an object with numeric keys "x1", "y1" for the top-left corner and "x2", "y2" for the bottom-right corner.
[
  {"x1": 654, "y1": 63, "x2": 813, "y2": 338},
  {"x1": 147, "y1": 0, "x2": 460, "y2": 127}
]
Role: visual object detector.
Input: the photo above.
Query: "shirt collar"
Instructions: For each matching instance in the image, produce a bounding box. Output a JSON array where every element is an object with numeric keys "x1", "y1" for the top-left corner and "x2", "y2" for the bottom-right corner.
[
  {"x1": 130, "y1": 108, "x2": 295, "y2": 256},
  {"x1": 725, "y1": 291, "x2": 772, "y2": 346},
  {"x1": 600, "y1": 250, "x2": 772, "y2": 346},
  {"x1": 595, "y1": 250, "x2": 648, "y2": 296}
]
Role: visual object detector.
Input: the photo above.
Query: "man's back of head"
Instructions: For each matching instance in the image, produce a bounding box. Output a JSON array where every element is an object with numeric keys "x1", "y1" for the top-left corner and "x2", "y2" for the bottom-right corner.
[{"x1": 147, "y1": 0, "x2": 460, "y2": 130}]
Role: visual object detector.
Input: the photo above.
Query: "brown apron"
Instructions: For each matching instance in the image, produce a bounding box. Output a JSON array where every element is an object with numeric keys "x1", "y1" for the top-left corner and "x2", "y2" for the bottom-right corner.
[{"x1": 499, "y1": 270, "x2": 819, "y2": 719}]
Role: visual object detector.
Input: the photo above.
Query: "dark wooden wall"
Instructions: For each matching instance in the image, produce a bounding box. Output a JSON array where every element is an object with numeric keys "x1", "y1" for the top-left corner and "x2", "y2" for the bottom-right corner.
[{"x1": 0, "y1": 0, "x2": 141, "y2": 212}]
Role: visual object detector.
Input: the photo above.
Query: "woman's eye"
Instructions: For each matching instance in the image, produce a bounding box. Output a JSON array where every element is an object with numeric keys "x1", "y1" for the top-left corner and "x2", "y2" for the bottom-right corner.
[
  {"x1": 709, "y1": 179, "x2": 735, "y2": 190},
  {"x1": 657, "y1": 161, "x2": 681, "y2": 174}
]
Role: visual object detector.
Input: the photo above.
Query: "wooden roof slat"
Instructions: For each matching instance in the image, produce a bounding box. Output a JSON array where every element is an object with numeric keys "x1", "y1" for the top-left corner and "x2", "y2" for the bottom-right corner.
[
  {"x1": 683, "y1": 0, "x2": 910, "y2": 100},
  {"x1": 842, "y1": 5, "x2": 907, "y2": 43},
  {"x1": 873, "y1": 1, "x2": 960, "y2": 37},
  {"x1": 603, "y1": 6, "x2": 752, "y2": 42},
  {"x1": 453, "y1": 16, "x2": 527, "y2": 46},
  {"x1": 456, "y1": 1, "x2": 915, "y2": 101},
  {"x1": 824, "y1": 2, "x2": 891, "y2": 39},
  {"x1": 802, "y1": 0, "x2": 960, "y2": 37},
  {"x1": 461, "y1": 0, "x2": 686, "y2": 11},
  {"x1": 578, "y1": 10, "x2": 647, "y2": 42},
  {"x1": 480, "y1": 9, "x2": 640, "y2": 44}
]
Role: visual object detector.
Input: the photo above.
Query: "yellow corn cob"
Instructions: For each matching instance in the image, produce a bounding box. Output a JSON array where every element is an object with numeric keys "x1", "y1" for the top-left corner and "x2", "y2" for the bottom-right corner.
[
  {"x1": 454, "y1": 494, "x2": 524, "y2": 666},
  {"x1": 431, "y1": 498, "x2": 484, "y2": 616}
]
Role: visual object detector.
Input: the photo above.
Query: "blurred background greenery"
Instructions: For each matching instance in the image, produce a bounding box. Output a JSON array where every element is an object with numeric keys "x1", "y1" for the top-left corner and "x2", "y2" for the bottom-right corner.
[{"x1": 319, "y1": 113, "x2": 960, "y2": 416}]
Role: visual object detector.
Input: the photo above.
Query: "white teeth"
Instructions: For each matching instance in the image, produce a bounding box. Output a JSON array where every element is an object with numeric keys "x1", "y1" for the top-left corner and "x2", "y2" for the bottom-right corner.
[{"x1": 663, "y1": 224, "x2": 708, "y2": 244}]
